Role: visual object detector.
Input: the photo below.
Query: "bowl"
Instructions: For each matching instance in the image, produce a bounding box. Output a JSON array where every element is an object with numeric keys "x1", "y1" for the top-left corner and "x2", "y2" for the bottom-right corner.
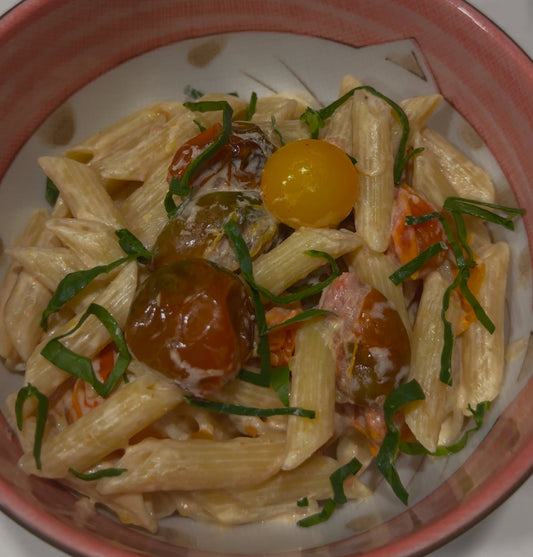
[{"x1": 1, "y1": 1, "x2": 533, "y2": 556}]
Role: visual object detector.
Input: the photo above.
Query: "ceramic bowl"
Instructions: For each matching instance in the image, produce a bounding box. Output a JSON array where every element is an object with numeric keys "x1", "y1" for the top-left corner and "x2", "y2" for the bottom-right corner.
[{"x1": 1, "y1": 1, "x2": 533, "y2": 556}]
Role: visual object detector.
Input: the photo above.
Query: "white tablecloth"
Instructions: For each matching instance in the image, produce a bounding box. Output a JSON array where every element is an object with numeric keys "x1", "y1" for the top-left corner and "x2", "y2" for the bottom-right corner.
[{"x1": 0, "y1": 0, "x2": 532, "y2": 555}]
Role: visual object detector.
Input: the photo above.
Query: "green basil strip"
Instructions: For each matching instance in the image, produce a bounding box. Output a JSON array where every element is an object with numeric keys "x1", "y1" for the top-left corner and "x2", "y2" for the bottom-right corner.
[
  {"x1": 68, "y1": 467, "x2": 127, "y2": 481},
  {"x1": 297, "y1": 498, "x2": 336, "y2": 528},
  {"x1": 115, "y1": 228, "x2": 154, "y2": 264},
  {"x1": 246, "y1": 91, "x2": 258, "y2": 120},
  {"x1": 165, "y1": 100, "x2": 234, "y2": 218},
  {"x1": 330, "y1": 457, "x2": 362, "y2": 505},
  {"x1": 299, "y1": 87, "x2": 356, "y2": 139},
  {"x1": 376, "y1": 431, "x2": 409, "y2": 505},
  {"x1": 184, "y1": 85, "x2": 205, "y2": 100},
  {"x1": 45, "y1": 177, "x2": 59, "y2": 206},
  {"x1": 40, "y1": 228, "x2": 150, "y2": 331},
  {"x1": 382, "y1": 379, "x2": 426, "y2": 429},
  {"x1": 376, "y1": 380, "x2": 425, "y2": 505},
  {"x1": 389, "y1": 241, "x2": 447, "y2": 285},
  {"x1": 266, "y1": 309, "x2": 334, "y2": 333},
  {"x1": 439, "y1": 273, "x2": 462, "y2": 385},
  {"x1": 270, "y1": 365, "x2": 290, "y2": 407},
  {"x1": 40, "y1": 303, "x2": 131, "y2": 398},
  {"x1": 15, "y1": 384, "x2": 49, "y2": 470},
  {"x1": 40, "y1": 257, "x2": 127, "y2": 331},
  {"x1": 271, "y1": 115, "x2": 286, "y2": 146},
  {"x1": 297, "y1": 496, "x2": 309, "y2": 507},
  {"x1": 184, "y1": 395, "x2": 315, "y2": 419},
  {"x1": 443, "y1": 197, "x2": 526, "y2": 231},
  {"x1": 399, "y1": 401, "x2": 490, "y2": 456},
  {"x1": 299, "y1": 85, "x2": 414, "y2": 184}
]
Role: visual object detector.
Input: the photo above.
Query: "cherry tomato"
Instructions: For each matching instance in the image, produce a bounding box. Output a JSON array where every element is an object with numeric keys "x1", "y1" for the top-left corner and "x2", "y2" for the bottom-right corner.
[
  {"x1": 260, "y1": 139, "x2": 358, "y2": 228},
  {"x1": 152, "y1": 190, "x2": 278, "y2": 271},
  {"x1": 391, "y1": 185, "x2": 448, "y2": 278},
  {"x1": 168, "y1": 121, "x2": 275, "y2": 191},
  {"x1": 125, "y1": 259, "x2": 255, "y2": 396},
  {"x1": 320, "y1": 272, "x2": 410, "y2": 405}
]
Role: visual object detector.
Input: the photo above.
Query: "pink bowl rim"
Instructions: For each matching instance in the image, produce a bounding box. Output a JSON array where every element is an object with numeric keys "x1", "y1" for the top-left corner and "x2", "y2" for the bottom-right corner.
[{"x1": 0, "y1": 1, "x2": 532, "y2": 556}]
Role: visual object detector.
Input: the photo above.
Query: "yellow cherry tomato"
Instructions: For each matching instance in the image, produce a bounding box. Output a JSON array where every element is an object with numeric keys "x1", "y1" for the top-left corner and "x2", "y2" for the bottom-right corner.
[{"x1": 260, "y1": 139, "x2": 358, "y2": 228}]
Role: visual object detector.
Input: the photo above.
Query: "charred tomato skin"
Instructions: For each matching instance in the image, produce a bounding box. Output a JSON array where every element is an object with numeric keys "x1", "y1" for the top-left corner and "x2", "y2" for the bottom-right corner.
[{"x1": 125, "y1": 258, "x2": 255, "y2": 396}]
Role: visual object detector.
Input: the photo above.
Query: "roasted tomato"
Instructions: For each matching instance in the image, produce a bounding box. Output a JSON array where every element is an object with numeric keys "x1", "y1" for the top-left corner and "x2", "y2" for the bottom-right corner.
[
  {"x1": 391, "y1": 185, "x2": 448, "y2": 278},
  {"x1": 319, "y1": 272, "x2": 410, "y2": 405},
  {"x1": 125, "y1": 259, "x2": 255, "y2": 396},
  {"x1": 168, "y1": 121, "x2": 276, "y2": 191},
  {"x1": 153, "y1": 190, "x2": 278, "y2": 271}
]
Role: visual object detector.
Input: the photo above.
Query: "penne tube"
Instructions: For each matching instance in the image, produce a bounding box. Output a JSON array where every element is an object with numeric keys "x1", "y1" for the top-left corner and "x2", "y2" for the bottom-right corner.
[
  {"x1": 458, "y1": 241, "x2": 509, "y2": 413},
  {"x1": 391, "y1": 94, "x2": 443, "y2": 154},
  {"x1": 120, "y1": 161, "x2": 172, "y2": 249},
  {"x1": 92, "y1": 110, "x2": 199, "y2": 182},
  {"x1": 39, "y1": 156, "x2": 125, "y2": 228},
  {"x1": 23, "y1": 261, "x2": 138, "y2": 399},
  {"x1": 251, "y1": 95, "x2": 307, "y2": 123},
  {"x1": 415, "y1": 127, "x2": 495, "y2": 203},
  {"x1": 352, "y1": 90, "x2": 395, "y2": 252},
  {"x1": 20, "y1": 373, "x2": 183, "y2": 477},
  {"x1": 45, "y1": 218, "x2": 125, "y2": 267},
  {"x1": 64, "y1": 101, "x2": 187, "y2": 163},
  {"x1": 283, "y1": 319, "x2": 336, "y2": 470},
  {"x1": 404, "y1": 271, "x2": 457, "y2": 452},
  {"x1": 253, "y1": 227, "x2": 363, "y2": 295},
  {"x1": 0, "y1": 209, "x2": 51, "y2": 361},
  {"x1": 5, "y1": 246, "x2": 83, "y2": 292},
  {"x1": 98, "y1": 432, "x2": 286, "y2": 494}
]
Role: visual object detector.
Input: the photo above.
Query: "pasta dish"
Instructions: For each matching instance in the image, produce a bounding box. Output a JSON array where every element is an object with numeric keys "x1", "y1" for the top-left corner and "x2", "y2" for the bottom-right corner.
[{"x1": 0, "y1": 75, "x2": 524, "y2": 531}]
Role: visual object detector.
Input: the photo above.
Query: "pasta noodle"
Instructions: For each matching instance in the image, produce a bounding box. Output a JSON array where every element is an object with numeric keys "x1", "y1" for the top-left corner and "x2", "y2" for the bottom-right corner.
[{"x1": 0, "y1": 74, "x2": 524, "y2": 534}]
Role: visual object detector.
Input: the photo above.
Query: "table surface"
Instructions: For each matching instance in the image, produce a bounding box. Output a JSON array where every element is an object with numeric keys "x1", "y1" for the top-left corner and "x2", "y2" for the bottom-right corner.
[{"x1": 0, "y1": 0, "x2": 532, "y2": 555}]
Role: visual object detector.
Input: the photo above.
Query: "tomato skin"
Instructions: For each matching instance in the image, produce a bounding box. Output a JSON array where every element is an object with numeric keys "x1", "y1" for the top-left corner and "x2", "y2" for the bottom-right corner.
[
  {"x1": 125, "y1": 259, "x2": 255, "y2": 396},
  {"x1": 152, "y1": 190, "x2": 278, "y2": 271},
  {"x1": 260, "y1": 139, "x2": 358, "y2": 228},
  {"x1": 168, "y1": 121, "x2": 275, "y2": 191},
  {"x1": 320, "y1": 272, "x2": 410, "y2": 405},
  {"x1": 391, "y1": 185, "x2": 447, "y2": 278}
]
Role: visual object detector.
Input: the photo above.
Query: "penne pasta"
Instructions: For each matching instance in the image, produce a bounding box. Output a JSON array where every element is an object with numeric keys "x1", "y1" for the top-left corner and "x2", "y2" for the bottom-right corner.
[
  {"x1": 352, "y1": 89, "x2": 395, "y2": 252},
  {"x1": 283, "y1": 319, "x2": 336, "y2": 470}
]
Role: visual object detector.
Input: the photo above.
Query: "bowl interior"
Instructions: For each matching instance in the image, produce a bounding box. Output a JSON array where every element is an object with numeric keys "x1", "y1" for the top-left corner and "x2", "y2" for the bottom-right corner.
[{"x1": 1, "y1": 1, "x2": 533, "y2": 556}]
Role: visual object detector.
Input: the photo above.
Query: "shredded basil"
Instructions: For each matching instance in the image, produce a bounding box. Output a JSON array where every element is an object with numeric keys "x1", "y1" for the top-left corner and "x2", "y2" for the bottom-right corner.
[
  {"x1": 271, "y1": 115, "x2": 286, "y2": 146},
  {"x1": 246, "y1": 91, "x2": 258, "y2": 121},
  {"x1": 330, "y1": 457, "x2": 362, "y2": 504},
  {"x1": 165, "y1": 100, "x2": 234, "y2": 218},
  {"x1": 390, "y1": 196, "x2": 523, "y2": 385},
  {"x1": 40, "y1": 303, "x2": 131, "y2": 398},
  {"x1": 299, "y1": 85, "x2": 417, "y2": 184},
  {"x1": 297, "y1": 456, "x2": 362, "y2": 527},
  {"x1": 15, "y1": 384, "x2": 49, "y2": 470},
  {"x1": 184, "y1": 85, "x2": 204, "y2": 101},
  {"x1": 266, "y1": 309, "x2": 334, "y2": 333},
  {"x1": 224, "y1": 220, "x2": 339, "y2": 396},
  {"x1": 297, "y1": 496, "x2": 309, "y2": 507},
  {"x1": 269, "y1": 365, "x2": 291, "y2": 407},
  {"x1": 297, "y1": 498, "x2": 336, "y2": 527},
  {"x1": 193, "y1": 119, "x2": 207, "y2": 132},
  {"x1": 375, "y1": 380, "x2": 425, "y2": 505},
  {"x1": 68, "y1": 467, "x2": 127, "y2": 481},
  {"x1": 389, "y1": 241, "x2": 448, "y2": 285},
  {"x1": 45, "y1": 177, "x2": 59, "y2": 206},
  {"x1": 184, "y1": 395, "x2": 315, "y2": 419},
  {"x1": 40, "y1": 228, "x2": 152, "y2": 331}
]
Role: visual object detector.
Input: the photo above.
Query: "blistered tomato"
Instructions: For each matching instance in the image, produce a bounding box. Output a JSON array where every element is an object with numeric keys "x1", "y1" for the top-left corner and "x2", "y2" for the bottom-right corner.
[
  {"x1": 320, "y1": 272, "x2": 410, "y2": 405},
  {"x1": 124, "y1": 259, "x2": 255, "y2": 396},
  {"x1": 260, "y1": 139, "x2": 358, "y2": 228}
]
